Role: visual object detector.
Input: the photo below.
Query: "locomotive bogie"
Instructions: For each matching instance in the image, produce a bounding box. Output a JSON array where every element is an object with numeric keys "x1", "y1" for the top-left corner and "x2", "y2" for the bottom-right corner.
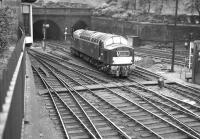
[{"x1": 110, "y1": 65, "x2": 130, "y2": 77}]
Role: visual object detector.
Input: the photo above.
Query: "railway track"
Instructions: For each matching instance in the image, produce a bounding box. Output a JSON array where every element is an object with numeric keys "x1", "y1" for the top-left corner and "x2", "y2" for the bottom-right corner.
[
  {"x1": 44, "y1": 41, "x2": 163, "y2": 81},
  {"x1": 29, "y1": 48, "x2": 200, "y2": 139},
  {"x1": 29, "y1": 50, "x2": 112, "y2": 84},
  {"x1": 31, "y1": 60, "x2": 161, "y2": 138},
  {"x1": 47, "y1": 41, "x2": 187, "y2": 66},
  {"x1": 74, "y1": 73, "x2": 200, "y2": 138},
  {"x1": 166, "y1": 83, "x2": 200, "y2": 102},
  {"x1": 116, "y1": 81, "x2": 200, "y2": 133},
  {"x1": 30, "y1": 47, "x2": 161, "y2": 83},
  {"x1": 130, "y1": 66, "x2": 163, "y2": 81},
  {"x1": 30, "y1": 41, "x2": 200, "y2": 138},
  {"x1": 135, "y1": 47, "x2": 187, "y2": 66},
  {"x1": 45, "y1": 41, "x2": 173, "y2": 81},
  {"x1": 47, "y1": 41, "x2": 71, "y2": 53},
  {"x1": 135, "y1": 47, "x2": 187, "y2": 61},
  {"x1": 32, "y1": 67, "x2": 97, "y2": 139}
]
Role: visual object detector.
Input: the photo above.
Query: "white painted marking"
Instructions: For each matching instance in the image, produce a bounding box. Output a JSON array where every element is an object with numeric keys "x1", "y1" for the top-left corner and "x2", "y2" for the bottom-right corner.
[{"x1": 112, "y1": 57, "x2": 132, "y2": 64}]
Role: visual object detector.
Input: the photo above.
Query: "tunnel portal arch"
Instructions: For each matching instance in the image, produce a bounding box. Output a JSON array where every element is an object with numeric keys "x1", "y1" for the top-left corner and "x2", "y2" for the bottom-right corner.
[{"x1": 33, "y1": 19, "x2": 62, "y2": 41}]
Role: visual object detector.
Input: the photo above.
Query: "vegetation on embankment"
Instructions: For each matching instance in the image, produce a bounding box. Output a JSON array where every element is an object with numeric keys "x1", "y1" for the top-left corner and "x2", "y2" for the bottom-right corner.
[
  {"x1": 92, "y1": 0, "x2": 200, "y2": 24},
  {"x1": 0, "y1": 6, "x2": 18, "y2": 75},
  {"x1": 0, "y1": 6, "x2": 18, "y2": 52},
  {"x1": 38, "y1": 0, "x2": 200, "y2": 24}
]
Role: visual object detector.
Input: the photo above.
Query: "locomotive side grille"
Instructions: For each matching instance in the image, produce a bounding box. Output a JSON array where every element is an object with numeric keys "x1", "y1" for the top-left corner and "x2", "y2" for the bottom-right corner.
[{"x1": 117, "y1": 51, "x2": 130, "y2": 57}]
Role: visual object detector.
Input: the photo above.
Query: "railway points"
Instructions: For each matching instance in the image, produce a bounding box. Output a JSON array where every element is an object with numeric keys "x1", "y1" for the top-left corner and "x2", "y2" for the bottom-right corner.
[{"x1": 21, "y1": 41, "x2": 200, "y2": 139}]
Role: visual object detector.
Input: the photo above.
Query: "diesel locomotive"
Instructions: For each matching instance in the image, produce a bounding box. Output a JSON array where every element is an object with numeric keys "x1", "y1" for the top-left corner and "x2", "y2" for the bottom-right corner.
[{"x1": 71, "y1": 29, "x2": 134, "y2": 77}]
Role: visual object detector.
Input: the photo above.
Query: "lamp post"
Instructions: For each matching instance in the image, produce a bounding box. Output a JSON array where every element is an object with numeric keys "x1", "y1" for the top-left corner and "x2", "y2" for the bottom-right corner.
[{"x1": 170, "y1": 0, "x2": 178, "y2": 72}]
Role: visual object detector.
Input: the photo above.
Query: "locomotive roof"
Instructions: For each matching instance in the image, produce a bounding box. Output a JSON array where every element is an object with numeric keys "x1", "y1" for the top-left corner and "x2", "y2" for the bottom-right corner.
[
  {"x1": 105, "y1": 43, "x2": 130, "y2": 50},
  {"x1": 73, "y1": 29, "x2": 128, "y2": 48}
]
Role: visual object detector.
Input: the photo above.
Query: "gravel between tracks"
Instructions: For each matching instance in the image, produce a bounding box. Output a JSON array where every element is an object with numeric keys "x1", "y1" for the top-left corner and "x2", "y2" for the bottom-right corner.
[
  {"x1": 23, "y1": 45, "x2": 200, "y2": 139},
  {"x1": 23, "y1": 52, "x2": 62, "y2": 139}
]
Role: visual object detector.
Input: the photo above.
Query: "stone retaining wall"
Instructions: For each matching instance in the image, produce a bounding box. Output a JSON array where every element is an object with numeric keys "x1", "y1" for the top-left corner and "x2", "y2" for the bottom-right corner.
[{"x1": 91, "y1": 16, "x2": 200, "y2": 43}]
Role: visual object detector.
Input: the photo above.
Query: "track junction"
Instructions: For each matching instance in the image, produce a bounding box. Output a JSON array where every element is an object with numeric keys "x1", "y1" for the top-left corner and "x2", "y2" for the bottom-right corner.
[{"x1": 26, "y1": 41, "x2": 200, "y2": 139}]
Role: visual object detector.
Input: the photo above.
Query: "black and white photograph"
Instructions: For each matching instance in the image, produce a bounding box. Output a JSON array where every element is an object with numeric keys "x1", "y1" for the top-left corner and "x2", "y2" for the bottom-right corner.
[{"x1": 1, "y1": 0, "x2": 200, "y2": 139}]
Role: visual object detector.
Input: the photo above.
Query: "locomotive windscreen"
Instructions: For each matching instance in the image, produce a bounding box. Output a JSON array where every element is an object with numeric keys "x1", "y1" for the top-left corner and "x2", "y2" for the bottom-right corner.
[{"x1": 104, "y1": 36, "x2": 128, "y2": 47}]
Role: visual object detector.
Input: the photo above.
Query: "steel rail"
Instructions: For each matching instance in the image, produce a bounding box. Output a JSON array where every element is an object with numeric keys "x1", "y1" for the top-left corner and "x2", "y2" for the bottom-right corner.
[
  {"x1": 165, "y1": 95, "x2": 200, "y2": 113},
  {"x1": 135, "y1": 47, "x2": 187, "y2": 58},
  {"x1": 36, "y1": 50, "x2": 162, "y2": 84},
  {"x1": 30, "y1": 55, "x2": 65, "y2": 88},
  {"x1": 32, "y1": 65, "x2": 98, "y2": 139},
  {"x1": 29, "y1": 50, "x2": 108, "y2": 84},
  {"x1": 44, "y1": 63, "x2": 103, "y2": 139},
  {"x1": 165, "y1": 84, "x2": 200, "y2": 102},
  {"x1": 135, "y1": 48, "x2": 186, "y2": 61},
  {"x1": 94, "y1": 85, "x2": 199, "y2": 139},
  {"x1": 43, "y1": 56, "x2": 200, "y2": 139},
  {"x1": 146, "y1": 96, "x2": 200, "y2": 124},
  {"x1": 167, "y1": 83, "x2": 200, "y2": 98},
  {"x1": 31, "y1": 66, "x2": 70, "y2": 139},
  {"x1": 135, "y1": 66, "x2": 163, "y2": 79},
  {"x1": 117, "y1": 80, "x2": 200, "y2": 116},
  {"x1": 135, "y1": 53, "x2": 185, "y2": 66},
  {"x1": 113, "y1": 82, "x2": 200, "y2": 138},
  {"x1": 29, "y1": 46, "x2": 198, "y2": 138},
  {"x1": 146, "y1": 96, "x2": 200, "y2": 120},
  {"x1": 36, "y1": 55, "x2": 164, "y2": 139},
  {"x1": 78, "y1": 89, "x2": 164, "y2": 139},
  {"x1": 40, "y1": 57, "x2": 99, "y2": 85},
  {"x1": 32, "y1": 50, "x2": 200, "y2": 122},
  {"x1": 130, "y1": 70, "x2": 152, "y2": 81},
  {"x1": 52, "y1": 69, "x2": 165, "y2": 138},
  {"x1": 34, "y1": 55, "x2": 132, "y2": 139},
  {"x1": 133, "y1": 69, "x2": 158, "y2": 80},
  {"x1": 122, "y1": 82, "x2": 200, "y2": 119},
  {"x1": 61, "y1": 62, "x2": 200, "y2": 138},
  {"x1": 128, "y1": 80, "x2": 200, "y2": 121},
  {"x1": 56, "y1": 75, "x2": 131, "y2": 139},
  {"x1": 183, "y1": 84, "x2": 200, "y2": 93},
  {"x1": 70, "y1": 88, "x2": 163, "y2": 138},
  {"x1": 29, "y1": 49, "x2": 102, "y2": 74},
  {"x1": 30, "y1": 53, "x2": 98, "y2": 86},
  {"x1": 59, "y1": 68, "x2": 199, "y2": 138},
  {"x1": 58, "y1": 80, "x2": 104, "y2": 139},
  {"x1": 47, "y1": 87, "x2": 98, "y2": 139}
]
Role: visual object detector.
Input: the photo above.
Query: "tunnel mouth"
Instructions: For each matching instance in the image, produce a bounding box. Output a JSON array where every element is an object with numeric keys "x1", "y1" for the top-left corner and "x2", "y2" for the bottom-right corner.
[
  {"x1": 71, "y1": 20, "x2": 88, "y2": 34},
  {"x1": 33, "y1": 20, "x2": 61, "y2": 41}
]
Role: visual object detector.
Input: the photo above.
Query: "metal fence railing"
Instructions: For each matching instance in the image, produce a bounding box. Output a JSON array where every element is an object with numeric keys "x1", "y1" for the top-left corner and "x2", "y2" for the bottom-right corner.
[{"x1": 0, "y1": 34, "x2": 26, "y2": 139}]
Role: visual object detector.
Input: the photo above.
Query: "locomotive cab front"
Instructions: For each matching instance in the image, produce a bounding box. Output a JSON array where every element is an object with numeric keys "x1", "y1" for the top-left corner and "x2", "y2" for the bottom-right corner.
[{"x1": 101, "y1": 36, "x2": 134, "y2": 77}]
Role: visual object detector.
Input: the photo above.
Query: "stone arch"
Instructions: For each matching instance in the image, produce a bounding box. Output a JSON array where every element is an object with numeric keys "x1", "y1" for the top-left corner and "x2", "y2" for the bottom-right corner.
[{"x1": 33, "y1": 19, "x2": 62, "y2": 41}]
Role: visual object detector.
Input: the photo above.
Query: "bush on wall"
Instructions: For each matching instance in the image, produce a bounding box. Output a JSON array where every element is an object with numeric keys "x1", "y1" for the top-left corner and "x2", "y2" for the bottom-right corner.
[{"x1": 0, "y1": 6, "x2": 17, "y2": 51}]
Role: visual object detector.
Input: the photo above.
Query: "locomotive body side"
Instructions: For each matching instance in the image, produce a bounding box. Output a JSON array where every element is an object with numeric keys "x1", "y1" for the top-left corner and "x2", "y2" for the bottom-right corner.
[
  {"x1": 78, "y1": 38, "x2": 100, "y2": 60},
  {"x1": 71, "y1": 29, "x2": 134, "y2": 77}
]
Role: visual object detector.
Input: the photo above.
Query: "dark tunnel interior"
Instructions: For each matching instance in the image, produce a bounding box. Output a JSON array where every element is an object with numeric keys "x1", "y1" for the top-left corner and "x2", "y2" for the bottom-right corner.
[
  {"x1": 33, "y1": 20, "x2": 61, "y2": 41},
  {"x1": 33, "y1": 20, "x2": 88, "y2": 41},
  {"x1": 71, "y1": 20, "x2": 88, "y2": 34}
]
